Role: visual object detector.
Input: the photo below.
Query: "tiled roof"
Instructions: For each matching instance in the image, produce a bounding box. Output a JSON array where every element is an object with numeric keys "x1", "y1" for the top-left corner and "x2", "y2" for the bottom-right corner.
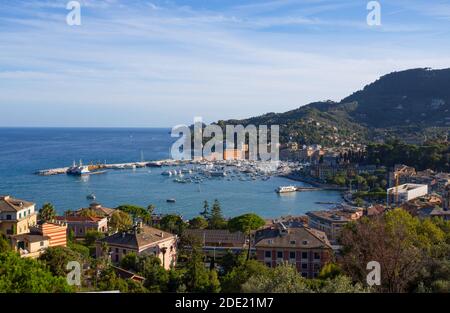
[
  {"x1": 255, "y1": 226, "x2": 331, "y2": 249},
  {"x1": 184, "y1": 229, "x2": 246, "y2": 245},
  {"x1": 98, "y1": 225, "x2": 175, "y2": 250},
  {"x1": 55, "y1": 215, "x2": 105, "y2": 223},
  {"x1": 0, "y1": 195, "x2": 35, "y2": 213}
]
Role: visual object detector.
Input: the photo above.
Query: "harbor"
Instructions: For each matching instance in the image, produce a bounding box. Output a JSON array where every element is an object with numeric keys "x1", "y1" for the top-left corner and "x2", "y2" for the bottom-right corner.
[{"x1": 3, "y1": 128, "x2": 343, "y2": 219}]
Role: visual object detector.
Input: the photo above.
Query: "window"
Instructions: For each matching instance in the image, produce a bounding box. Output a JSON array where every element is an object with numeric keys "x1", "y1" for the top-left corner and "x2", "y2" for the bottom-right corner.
[
  {"x1": 314, "y1": 252, "x2": 321, "y2": 260},
  {"x1": 277, "y1": 251, "x2": 283, "y2": 259},
  {"x1": 265, "y1": 262, "x2": 272, "y2": 268},
  {"x1": 267, "y1": 239, "x2": 274, "y2": 244},
  {"x1": 115, "y1": 248, "x2": 119, "y2": 253},
  {"x1": 302, "y1": 252, "x2": 308, "y2": 259},
  {"x1": 265, "y1": 250, "x2": 271, "y2": 258},
  {"x1": 115, "y1": 254, "x2": 119, "y2": 262},
  {"x1": 290, "y1": 240, "x2": 296, "y2": 245},
  {"x1": 18, "y1": 213, "x2": 22, "y2": 219},
  {"x1": 289, "y1": 251, "x2": 296, "y2": 259},
  {"x1": 40, "y1": 241, "x2": 44, "y2": 247},
  {"x1": 301, "y1": 272, "x2": 308, "y2": 278},
  {"x1": 302, "y1": 263, "x2": 308, "y2": 270},
  {"x1": 302, "y1": 240, "x2": 308, "y2": 245},
  {"x1": 6, "y1": 215, "x2": 11, "y2": 220},
  {"x1": 123, "y1": 249, "x2": 127, "y2": 255}
]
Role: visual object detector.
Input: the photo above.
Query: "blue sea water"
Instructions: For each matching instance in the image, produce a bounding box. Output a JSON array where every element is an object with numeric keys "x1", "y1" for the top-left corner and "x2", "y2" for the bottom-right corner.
[{"x1": 0, "y1": 128, "x2": 342, "y2": 219}]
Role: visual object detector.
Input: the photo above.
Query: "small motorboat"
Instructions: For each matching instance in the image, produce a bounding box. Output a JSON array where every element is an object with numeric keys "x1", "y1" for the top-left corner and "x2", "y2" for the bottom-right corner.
[
  {"x1": 87, "y1": 193, "x2": 96, "y2": 200},
  {"x1": 166, "y1": 198, "x2": 176, "y2": 203}
]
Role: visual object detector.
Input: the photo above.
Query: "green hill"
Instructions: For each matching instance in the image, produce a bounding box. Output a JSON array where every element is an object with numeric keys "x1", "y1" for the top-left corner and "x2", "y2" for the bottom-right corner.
[{"x1": 218, "y1": 68, "x2": 450, "y2": 146}]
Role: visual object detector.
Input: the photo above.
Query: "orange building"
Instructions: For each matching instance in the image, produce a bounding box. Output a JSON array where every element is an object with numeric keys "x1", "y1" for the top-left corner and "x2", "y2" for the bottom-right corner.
[{"x1": 30, "y1": 221, "x2": 68, "y2": 247}]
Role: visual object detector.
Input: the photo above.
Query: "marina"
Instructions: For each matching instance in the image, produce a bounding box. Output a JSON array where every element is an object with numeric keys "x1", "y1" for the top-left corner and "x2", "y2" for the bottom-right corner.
[{"x1": 1, "y1": 128, "x2": 343, "y2": 219}]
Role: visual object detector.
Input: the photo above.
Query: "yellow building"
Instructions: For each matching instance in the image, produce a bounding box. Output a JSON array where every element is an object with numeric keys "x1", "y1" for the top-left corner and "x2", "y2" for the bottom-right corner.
[
  {"x1": 10, "y1": 234, "x2": 50, "y2": 258},
  {"x1": 0, "y1": 195, "x2": 37, "y2": 236}
]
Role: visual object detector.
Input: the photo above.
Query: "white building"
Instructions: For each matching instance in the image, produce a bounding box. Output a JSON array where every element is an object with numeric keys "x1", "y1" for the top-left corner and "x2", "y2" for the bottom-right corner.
[{"x1": 387, "y1": 183, "x2": 428, "y2": 206}]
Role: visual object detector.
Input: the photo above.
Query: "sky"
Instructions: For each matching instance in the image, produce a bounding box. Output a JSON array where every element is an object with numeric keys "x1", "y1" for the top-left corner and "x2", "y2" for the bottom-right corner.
[{"x1": 1, "y1": 0, "x2": 450, "y2": 127}]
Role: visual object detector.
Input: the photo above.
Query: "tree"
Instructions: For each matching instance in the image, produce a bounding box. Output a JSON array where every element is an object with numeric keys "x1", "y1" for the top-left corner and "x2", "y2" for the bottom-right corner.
[
  {"x1": 85, "y1": 230, "x2": 104, "y2": 246},
  {"x1": 228, "y1": 213, "x2": 265, "y2": 260},
  {"x1": 221, "y1": 260, "x2": 269, "y2": 293},
  {"x1": 160, "y1": 214, "x2": 186, "y2": 235},
  {"x1": 319, "y1": 263, "x2": 343, "y2": 280},
  {"x1": 200, "y1": 200, "x2": 210, "y2": 219},
  {"x1": 208, "y1": 199, "x2": 227, "y2": 229},
  {"x1": 147, "y1": 204, "x2": 156, "y2": 224},
  {"x1": 121, "y1": 252, "x2": 139, "y2": 272},
  {"x1": 78, "y1": 208, "x2": 100, "y2": 218},
  {"x1": 189, "y1": 216, "x2": 208, "y2": 229},
  {"x1": 117, "y1": 204, "x2": 151, "y2": 224},
  {"x1": 0, "y1": 252, "x2": 73, "y2": 293},
  {"x1": 241, "y1": 263, "x2": 367, "y2": 293},
  {"x1": 183, "y1": 244, "x2": 220, "y2": 292},
  {"x1": 97, "y1": 266, "x2": 129, "y2": 292},
  {"x1": 339, "y1": 209, "x2": 446, "y2": 292},
  {"x1": 39, "y1": 246, "x2": 84, "y2": 278},
  {"x1": 39, "y1": 203, "x2": 56, "y2": 222},
  {"x1": 0, "y1": 234, "x2": 10, "y2": 253},
  {"x1": 138, "y1": 255, "x2": 169, "y2": 292},
  {"x1": 242, "y1": 263, "x2": 311, "y2": 293},
  {"x1": 109, "y1": 210, "x2": 133, "y2": 232}
]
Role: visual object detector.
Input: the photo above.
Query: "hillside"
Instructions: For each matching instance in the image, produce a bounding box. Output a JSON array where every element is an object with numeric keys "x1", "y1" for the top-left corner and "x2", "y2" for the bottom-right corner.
[{"x1": 218, "y1": 68, "x2": 450, "y2": 146}]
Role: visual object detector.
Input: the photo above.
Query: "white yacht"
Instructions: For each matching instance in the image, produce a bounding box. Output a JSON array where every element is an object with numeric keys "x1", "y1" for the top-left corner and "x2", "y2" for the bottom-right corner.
[{"x1": 276, "y1": 186, "x2": 297, "y2": 193}]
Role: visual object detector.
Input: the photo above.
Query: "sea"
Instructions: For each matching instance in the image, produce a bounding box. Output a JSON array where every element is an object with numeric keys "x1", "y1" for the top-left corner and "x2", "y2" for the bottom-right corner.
[{"x1": 0, "y1": 128, "x2": 342, "y2": 219}]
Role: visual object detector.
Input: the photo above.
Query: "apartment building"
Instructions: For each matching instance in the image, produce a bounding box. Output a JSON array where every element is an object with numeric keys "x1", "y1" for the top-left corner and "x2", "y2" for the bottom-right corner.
[
  {"x1": 96, "y1": 224, "x2": 177, "y2": 270},
  {"x1": 255, "y1": 224, "x2": 332, "y2": 278},
  {"x1": 306, "y1": 206, "x2": 363, "y2": 243},
  {"x1": 0, "y1": 195, "x2": 37, "y2": 235},
  {"x1": 55, "y1": 215, "x2": 108, "y2": 238}
]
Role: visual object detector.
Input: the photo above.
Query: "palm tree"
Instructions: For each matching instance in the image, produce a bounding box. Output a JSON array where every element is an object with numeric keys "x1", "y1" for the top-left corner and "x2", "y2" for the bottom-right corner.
[{"x1": 39, "y1": 203, "x2": 56, "y2": 222}]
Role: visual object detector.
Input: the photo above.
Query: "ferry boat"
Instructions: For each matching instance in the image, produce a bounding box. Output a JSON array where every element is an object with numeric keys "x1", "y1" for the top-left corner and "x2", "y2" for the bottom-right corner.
[
  {"x1": 67, "y1": 161, "x2": 90, "y2": 175},
  {"x1": 276, "y1": 186, "x2": 297, "y2": 193},
  {"x1": 166, "y1": 198, "x2": 176, "y2": 203}
]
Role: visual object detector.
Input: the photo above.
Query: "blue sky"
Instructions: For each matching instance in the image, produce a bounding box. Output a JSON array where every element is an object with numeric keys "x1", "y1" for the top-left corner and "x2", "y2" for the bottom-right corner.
[{"x1": 1, "y1": 0, "x2": 450, "y2": 127}]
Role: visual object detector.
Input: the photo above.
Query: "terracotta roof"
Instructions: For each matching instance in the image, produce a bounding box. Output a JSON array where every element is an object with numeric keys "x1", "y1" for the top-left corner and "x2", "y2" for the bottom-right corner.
[
  {"x1": 77, "y1": 203, "x2": 116, "y2": 217},
  {"x1": 0, "y1": 195, "x2": 35, "y2": 213},
  {"x1": 255, "y1": 226, "x2": 331, "y2": 249},
  {"x1": 98, "y1": 225, "x2": 175, "y2": 250},
  {"x1": 55, "y1": 215, "x2": 105, "y2": 223}
]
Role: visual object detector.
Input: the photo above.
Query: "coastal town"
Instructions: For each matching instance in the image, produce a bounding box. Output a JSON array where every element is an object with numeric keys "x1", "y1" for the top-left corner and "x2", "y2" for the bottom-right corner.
[{"x1": 2, "y1": 140, "x2": 450, "y2": 293}]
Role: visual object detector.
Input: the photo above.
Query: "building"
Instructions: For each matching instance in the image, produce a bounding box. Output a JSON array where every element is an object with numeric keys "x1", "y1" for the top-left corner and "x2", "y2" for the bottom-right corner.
[
  {"x1": 9, "y1": 221, "x2": 67, "y2": 258},
  {"x1": 96, "y1": 224, "x2": 177, "y2": 270},
  {"x1": 55, "y1": 215, "x2": 108, "y2": 238},
  {"x1": 9, "y1": 234, "x2": 50, "y2": 258},
  {"x1": 0, "y1": 195, "x2": 37, "y2": 236},
  {"x1": 255, "y1": 223, "x2": 332, "y2": 278},
  {"x1": 75, "y1": 202, "x2": 116, "y2": 218},
  {"x1": 183, "y1": 229, "x2": 248, "y2": 260},
  {"x1": 387, "y1": 183, "x2": 429, "y2": 206},
  {"x1": 30, "y1": 221, "x2": 68, "y2": 248},
  {"x1": 306, "y1": 206, "x2": 363, "y2": 243}
]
